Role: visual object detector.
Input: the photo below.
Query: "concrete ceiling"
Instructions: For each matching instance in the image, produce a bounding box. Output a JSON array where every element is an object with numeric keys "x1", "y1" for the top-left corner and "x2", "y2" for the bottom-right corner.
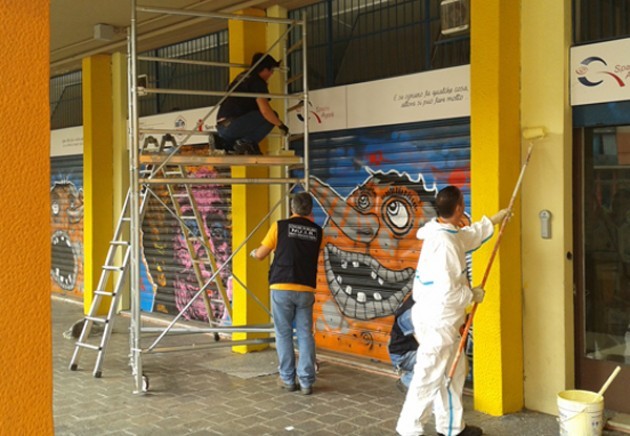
[{"x1": 50, "y1": 0, "x2": 314, "y2": 76}]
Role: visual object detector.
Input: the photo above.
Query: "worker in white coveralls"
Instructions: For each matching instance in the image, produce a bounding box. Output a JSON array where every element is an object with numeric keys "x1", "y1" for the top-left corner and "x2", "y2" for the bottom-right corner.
[{"x1": 396, "y1": 185, "x2": 509, "y2": 436}]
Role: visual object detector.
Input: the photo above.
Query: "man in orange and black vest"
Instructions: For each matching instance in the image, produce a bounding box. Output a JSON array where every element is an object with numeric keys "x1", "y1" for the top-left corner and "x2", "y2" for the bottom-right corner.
[{"x1": 250, "y1": 192, "x2": 323, "y2": 395}]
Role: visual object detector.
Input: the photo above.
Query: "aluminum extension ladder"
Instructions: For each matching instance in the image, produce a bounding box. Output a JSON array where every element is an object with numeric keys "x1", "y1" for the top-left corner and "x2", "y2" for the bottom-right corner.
[
  {"x1": 158, "y1": 134, "x2": 232, "y2": 325},
  {"x1": 69, "y1": 134, "x2": 230, "y2": 377},
  {"x1": 69, "y1": 188, "x2": 149, "y2": 378}
]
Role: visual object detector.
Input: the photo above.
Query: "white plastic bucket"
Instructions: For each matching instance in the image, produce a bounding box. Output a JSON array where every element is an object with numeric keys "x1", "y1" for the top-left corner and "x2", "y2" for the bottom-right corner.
[{"x1": 557, "y1": 390, "x2": 604, "y2": 436}]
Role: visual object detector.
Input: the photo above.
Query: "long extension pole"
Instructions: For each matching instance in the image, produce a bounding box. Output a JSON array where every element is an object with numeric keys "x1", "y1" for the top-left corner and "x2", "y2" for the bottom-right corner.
[{"x1": 445, "y1": 144, "x2": 534, "y2": 387}]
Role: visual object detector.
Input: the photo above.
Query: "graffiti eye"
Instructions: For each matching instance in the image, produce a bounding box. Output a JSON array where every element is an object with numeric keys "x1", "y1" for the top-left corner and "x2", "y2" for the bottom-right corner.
[
  {"x1": 356, "y1": 193, "x2": 371, "y2": 211},
  {"x1": 387, "y1": 201, "x2": 409, "y2": 228},
  {"x1": 52, "y1": 201, "x2": 60, "y2": 216},
  {"x1": 382, "y1": 198, "x2": 413, "y2": 236}
]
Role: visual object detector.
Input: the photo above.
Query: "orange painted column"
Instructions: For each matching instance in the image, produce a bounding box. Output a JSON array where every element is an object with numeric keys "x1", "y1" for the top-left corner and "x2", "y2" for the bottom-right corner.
[{"x1": 0, "y1": 1, "x2": 53, "y2": 434}]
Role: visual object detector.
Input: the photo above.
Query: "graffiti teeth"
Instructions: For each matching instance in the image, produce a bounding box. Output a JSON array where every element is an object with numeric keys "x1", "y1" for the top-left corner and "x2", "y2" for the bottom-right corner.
[
  {"x1": 324, "y1": 243, "x2": 414, "y2": 320},
  {"x1": 51, "y1": 230, "x2": 78, "y2": 291}
]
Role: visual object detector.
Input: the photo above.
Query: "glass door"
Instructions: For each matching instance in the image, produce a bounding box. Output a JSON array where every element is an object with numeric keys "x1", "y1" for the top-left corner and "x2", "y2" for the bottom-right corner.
[{"x1": 575, "y1": 126, "x2": 630, "y2": 413}]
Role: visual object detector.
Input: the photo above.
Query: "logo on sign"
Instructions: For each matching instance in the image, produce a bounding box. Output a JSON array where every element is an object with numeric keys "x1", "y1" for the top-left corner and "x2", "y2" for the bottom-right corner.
[
  {"x1": 576, "y1": 56, "x2": 625, "y2": 87},
  {"x1": 174, "y1": 116, "x2": 187, "y2": 129},
  {"x1": 295, "y1": 100, "x2": 323, "y2": 124}
]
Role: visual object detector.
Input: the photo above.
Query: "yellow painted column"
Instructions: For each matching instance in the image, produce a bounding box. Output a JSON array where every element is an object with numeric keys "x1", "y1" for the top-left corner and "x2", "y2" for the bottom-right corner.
[
  {"x1": 0, "y1": 1, "x2": 53, "y2": 433},
  {"x1": 229, "y1": 9, "x2": 272, "y2": 353},
  {"x1": 112, "y1": 52, "x2": 130, "y2": 310},
  {"x1": 83, "y1": 55, "x2": 114, "y2": 315},
  {"x1": 470, "y1": 0, "x2": 523, "y2": 415},
  {"x1": 521, "y1": 0, "x2": 574, "y2": 414}
]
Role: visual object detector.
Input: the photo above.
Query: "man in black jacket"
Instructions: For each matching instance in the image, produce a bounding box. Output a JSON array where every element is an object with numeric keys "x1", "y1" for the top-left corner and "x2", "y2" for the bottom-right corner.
[
  {"x1": 251, "y1": 192, "x2": 322, "y2": 395},
  {"x1": 212, "y1": 52, "x2": 289, "y2": 155}
]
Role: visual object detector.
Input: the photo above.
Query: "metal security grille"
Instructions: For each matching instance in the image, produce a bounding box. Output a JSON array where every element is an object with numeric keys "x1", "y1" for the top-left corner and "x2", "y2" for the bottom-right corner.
[
  {"x1": 139, "y1": 159, "x2": 233, "y2": 323},
  {"x1": 50, "y1": 71, "x2": 83, "y2": 129},
  {"x1": 288, "y1": 0, "x2": 470, "y2": 91},
  {"x1": 574, "y1": 0, "x2": 630, "y2": 43},
  {"x1": 138, "y1": 30, "x2": 229, "y2": 116},
  {"x1": 50, "y1": 154, "x2": 84, "y2": 297},
  {"x1": 290, "y1": 118, "x2": 471, "y2": 362}
]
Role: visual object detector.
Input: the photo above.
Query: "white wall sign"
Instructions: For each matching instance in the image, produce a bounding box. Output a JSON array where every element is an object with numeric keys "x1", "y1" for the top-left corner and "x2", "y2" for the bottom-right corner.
[
  {"x1": 50, "y1": 126, "x2": 83, "y2": 157},
  {"x1": 571, "y1": 38, "x2": 630, "y2": 106},
  {"x1": 348, "y1": 65, "x2": 470, "y2": 128},
  {"x1": 139, "y1": 106, "x2": 218, "y2": 148},
  {"x1": 52, "y1": 67, "x2": 471, "y2": 153},
  {"x1": 287, "y1": 65, "x2": 470, "y2": 134}
]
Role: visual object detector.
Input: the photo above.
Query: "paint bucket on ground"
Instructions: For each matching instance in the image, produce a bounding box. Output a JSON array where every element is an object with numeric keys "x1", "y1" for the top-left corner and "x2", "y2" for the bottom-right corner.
[{"x1": 557, "y1": 390, "x2": 604, "y2": 436}]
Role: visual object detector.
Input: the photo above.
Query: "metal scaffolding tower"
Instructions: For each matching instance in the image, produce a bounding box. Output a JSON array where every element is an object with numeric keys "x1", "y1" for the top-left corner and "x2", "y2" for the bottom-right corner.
[{"x1": 70, "y1": 0, "x2": 310, "y2": 394}]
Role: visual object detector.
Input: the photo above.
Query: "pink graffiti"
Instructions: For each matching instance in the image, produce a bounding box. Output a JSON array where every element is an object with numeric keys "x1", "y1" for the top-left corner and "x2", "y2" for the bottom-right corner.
[{"x1": 173, "y1": 166, "x2": 233, "y2": 322}]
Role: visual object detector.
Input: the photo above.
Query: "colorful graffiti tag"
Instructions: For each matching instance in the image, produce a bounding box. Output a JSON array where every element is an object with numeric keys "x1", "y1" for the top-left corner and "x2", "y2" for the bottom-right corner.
[
  {"x1": 311, "y1": 171, "x2": 439, "y2": 361},
  {"x1": 50, "y1": 156, "x2": 84, "y2": 296},
  {"x1": 140, "y1": 147, "x2": 233, "y2": 322},
  {"x1": 297, "y1": 120, "x2": 471, "y2": 362}
]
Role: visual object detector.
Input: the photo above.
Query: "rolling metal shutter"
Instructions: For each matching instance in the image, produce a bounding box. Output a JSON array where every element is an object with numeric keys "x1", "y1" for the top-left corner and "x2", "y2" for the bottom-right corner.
[
  {"x1": 50, "y1": 154, "x2": 84, "y2": 297},
  {"x1": 139, "y1": 147, "x2": 233, "y2": 323},
  {"x1": 292, "y1": 118, "x2": 471, "y2": 362}
]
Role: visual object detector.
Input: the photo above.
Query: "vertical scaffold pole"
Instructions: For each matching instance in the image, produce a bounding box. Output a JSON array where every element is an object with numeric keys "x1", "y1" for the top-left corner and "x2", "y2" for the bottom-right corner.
[
  {"x1": 301, "y1": 14, "x2": 310, "y2": 191},
  {"x1": 129, "y1": 0, "x2": 144, "y2": 394}
]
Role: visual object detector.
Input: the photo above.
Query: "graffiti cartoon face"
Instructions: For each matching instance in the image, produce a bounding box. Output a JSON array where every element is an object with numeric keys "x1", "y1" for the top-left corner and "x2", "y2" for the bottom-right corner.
[
  {"x1": 50, "y1": 181, "x2": 84, "y2": 292},
  {"x1": 311, "y1": 171, "x2": 437, "y2": 320}
]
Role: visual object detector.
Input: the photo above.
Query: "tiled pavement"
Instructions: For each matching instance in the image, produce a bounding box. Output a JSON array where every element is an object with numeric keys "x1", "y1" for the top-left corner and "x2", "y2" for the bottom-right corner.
[{"x1": 52, "y1": 296, "x2": 625, "y2": 436}]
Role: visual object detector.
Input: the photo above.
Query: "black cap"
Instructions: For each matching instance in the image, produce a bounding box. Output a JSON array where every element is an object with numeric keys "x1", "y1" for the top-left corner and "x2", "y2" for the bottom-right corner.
[{"x1": 251, "y1": 53, "x2": 280, "y2": 72}]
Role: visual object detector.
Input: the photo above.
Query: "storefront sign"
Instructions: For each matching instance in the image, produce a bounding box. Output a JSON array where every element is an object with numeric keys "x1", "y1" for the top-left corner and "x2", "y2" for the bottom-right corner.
[
  {"x1": 287, "y1": 65, "x2": 470, "y2": 133},
  {"x1": 139, "y1": 107, "x2": 218, "y2": 147},
  {"x1": 50, "y1": 126, "x2": 83, "y2": 157},
  {"x1": 571, "y1": 38, "x2": 630, "y2": 106}
]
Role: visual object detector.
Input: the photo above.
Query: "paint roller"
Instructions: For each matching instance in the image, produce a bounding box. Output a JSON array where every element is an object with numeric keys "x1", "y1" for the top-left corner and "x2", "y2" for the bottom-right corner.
[
  {"x1": 445, "y1": 127, "x2": 546, "y2": 389},
  {"x1": 522, "y1": 127, "x2": 546, "y2": 141}
]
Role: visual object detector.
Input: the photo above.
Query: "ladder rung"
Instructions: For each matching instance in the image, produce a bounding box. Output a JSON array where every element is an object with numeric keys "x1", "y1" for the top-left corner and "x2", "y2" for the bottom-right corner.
[
  {"x1": 180, "y1": 215, "x2": 196, "y2": 220},
  {"x1": 165, "y1": 171, "x2": 183, "y2": 176},
  {"x1": 110, "y1": 241, "x2": 130, "y2": 246},
  {"x1": 103, "y1": 265, "x2": 124, "y2": 272},
  {"x1": 94, "y1": 290, "x2": 116, "y2": 297},
  {"x1": 192, "y1": 258, "x2": 211, "y2": 263},
  {"x1": 121, "y1": 217, "x2": 131, "y2": 222},
  {"x1": 85, "y1": 316, "x2": 108, "y2": 324},
  {"x1": 76, "y1": 342, "x2": 101, "y2": 351},
  {"x1": 171, "y1": 193, "x2": 188, "y2": 198}
]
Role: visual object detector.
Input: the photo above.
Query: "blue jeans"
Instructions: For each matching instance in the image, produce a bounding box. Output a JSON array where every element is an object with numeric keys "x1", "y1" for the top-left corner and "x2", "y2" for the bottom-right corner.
[
  {"x1": 217, "y1": 110, "x2": 274, "y2": 147},
  {"x1": 271, "y1": 290, "x2": 316, "y2": 388},
  {"x1": 390, "y1": 307, "x2": 416, "y2": 387},
  {"x1": 390, "y1": 350, "x2": 417, "y2": 387}
]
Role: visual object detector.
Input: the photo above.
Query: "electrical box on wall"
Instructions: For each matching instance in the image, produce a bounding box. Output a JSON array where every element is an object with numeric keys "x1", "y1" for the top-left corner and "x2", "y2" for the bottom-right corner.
[
  {"x1": 93, "y1": 23, "x2": 116, "y2": 41},
  {"x1": 440, "y1": 0, "x2": 470, "y2": 36}
]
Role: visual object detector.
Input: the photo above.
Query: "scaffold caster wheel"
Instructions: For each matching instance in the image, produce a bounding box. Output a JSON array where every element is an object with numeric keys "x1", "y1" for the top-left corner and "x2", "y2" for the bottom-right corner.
[
  {"x1": 94, "y1": 371, "x2": 102, "y2": 379},
  {"x1": 70, "y1": 364, "x2": 78, "y2": 371},
  {"x1": 214, "y1": 332, "x2": 220, "y2": 342},
  {"x1": 142, "y1": 375, "x2": 149, "y2": 392}
]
